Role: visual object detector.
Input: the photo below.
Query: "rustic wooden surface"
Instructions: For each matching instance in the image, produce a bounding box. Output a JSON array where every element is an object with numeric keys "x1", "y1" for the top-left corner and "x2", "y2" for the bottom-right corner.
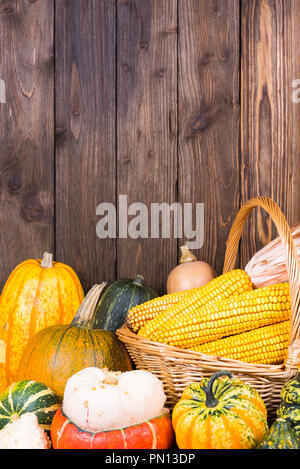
[
  {"x1": 55, "y1": 0, "x2": 117, "y2": 288},
  {"x1": 240, "y1": 0, "x2": 300, "y2": 266},
  {"x1": 0, "y1": 0, "x2": 55, "y2": 273},
  {"x1": 178, "y1": 0, "x2": 240, "y2": 275},
  {"x1": 0, "y1": 0, "x2": 299, "y2": 294},
  {"x1": 117, "y1": 0, "x2": 178, "y2": 288}
]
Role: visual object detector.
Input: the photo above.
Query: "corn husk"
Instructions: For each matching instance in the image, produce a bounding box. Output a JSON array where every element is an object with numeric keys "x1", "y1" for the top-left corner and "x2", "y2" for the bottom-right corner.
[{"x1": 245, "y1": 222, "x2": 300, "y2": 288}]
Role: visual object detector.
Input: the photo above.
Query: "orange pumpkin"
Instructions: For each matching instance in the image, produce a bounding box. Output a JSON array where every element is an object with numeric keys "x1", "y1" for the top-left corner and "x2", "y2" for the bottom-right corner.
[
  {"x1": 0, "y1": 253, "x2": 84, "y2": 390},
  {"x1": 51, "y1": 408, "x2": 173, "y2": 449},
  {"x1": 17, "y1": 284, "x2": 133, "y2": 398}
]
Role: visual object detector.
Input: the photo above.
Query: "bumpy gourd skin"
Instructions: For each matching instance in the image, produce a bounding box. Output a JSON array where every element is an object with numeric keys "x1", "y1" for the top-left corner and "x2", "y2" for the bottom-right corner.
[
  {"x1": 0, "y1": 257, "x2": 84, "y2": 390},
  {"x1": 280, "y1": 373, "x2": 300, "y2": 406},
  {"x1": 277, "y1": 403, "x2": 300, "y2": 438},
  {"x1": 259, "y1": 419, "x2": 300, "y2": 449},
  {"x1": 172, "y1": 372, "x2": 268, "y2": 449},
  {"x1": 276, "y1": 373, "x2": 300, "y2": 438}
]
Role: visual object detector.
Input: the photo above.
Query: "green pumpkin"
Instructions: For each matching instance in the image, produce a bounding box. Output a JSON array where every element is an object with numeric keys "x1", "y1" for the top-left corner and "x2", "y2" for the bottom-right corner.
[
  {"x1": 93, "y1": 275, "x2": 158, "y2": 332},
  {"x1": 259, "y1": 418, "x2": 300, "y2": 449},
  {"x1": 277, "y1": 403, "x2": 300, "y2": 438},
  {"x1": 0, "y1": 380, "x2": 60, "y2": 431},
  {"x1": 280, "y1": 373, "x2": 300, "y2": 406}
]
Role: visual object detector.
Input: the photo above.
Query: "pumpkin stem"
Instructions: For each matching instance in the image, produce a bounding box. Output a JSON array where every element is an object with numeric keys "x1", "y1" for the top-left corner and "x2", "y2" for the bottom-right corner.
[
  {"x1": 180, "y1": 246, "x2": 197, "y2": 264},
  {"x1": 41, "y1": 252, "x2": 53, "y2": 268},
  {"x1": 132, "y1": 275, "x2": 144, "y2": 286},
  {"x1": 204, "y1": 371, "x2": 233, "y2": 408},
  {"x1": 71, "y1": 283, "x2": 107, "y2": 329}
]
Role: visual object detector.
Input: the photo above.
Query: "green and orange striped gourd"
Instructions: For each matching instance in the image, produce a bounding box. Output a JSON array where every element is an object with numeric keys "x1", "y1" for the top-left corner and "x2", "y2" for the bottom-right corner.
[{"x1": 172, "y1": 371, "x2": 268, "y2": 449}]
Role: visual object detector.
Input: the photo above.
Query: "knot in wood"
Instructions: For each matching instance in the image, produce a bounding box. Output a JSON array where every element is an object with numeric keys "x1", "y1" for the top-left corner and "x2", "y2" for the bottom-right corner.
[
  {"x1": 70, "y1": 96, "x2": 81, "y2": 116},
  {"x1": 191, "y1": 114, "x2": 207, "y2": 132},
  {"x1": 8, "y1": 175, "x2": 22, "y2": 193},
  {"x1": 21, "y1": 196, "x2": 44, "y2": 222},
  {"x1": 0, "y1": 1, "x2": 14, "y2": 14}
]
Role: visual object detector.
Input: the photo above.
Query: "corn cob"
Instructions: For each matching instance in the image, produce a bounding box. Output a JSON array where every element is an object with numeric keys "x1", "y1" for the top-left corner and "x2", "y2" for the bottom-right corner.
[
  {"x1": 154, "y1": 282, "x2": 291, "y2": 349},
  {"x1": 138, "y1": 269, "x2": 253, "y2": 339},
  {"x1": 188, "y1": 321, "x2": 290, "y2": 365},
  {"x1": 126, "y1": 288, "x2": 200, "y2": 333}
]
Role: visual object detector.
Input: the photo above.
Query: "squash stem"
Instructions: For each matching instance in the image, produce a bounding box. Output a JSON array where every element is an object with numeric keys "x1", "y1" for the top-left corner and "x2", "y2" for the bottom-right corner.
[
  {"x1": 41, "y1": 252, "x2": 53, "y2": 268},
  {"x1": 132, "y1": 275, "x2": 144, "y2": 286},
  {"x1": 179, "y1": 246, "x2": 197, "y2": 264},
  {"x1": 205, "y1": 371, "x2": 233, "y2": 408},
  {"x1": 71, "y1": 283, "x2": 107, "y2": 329}
]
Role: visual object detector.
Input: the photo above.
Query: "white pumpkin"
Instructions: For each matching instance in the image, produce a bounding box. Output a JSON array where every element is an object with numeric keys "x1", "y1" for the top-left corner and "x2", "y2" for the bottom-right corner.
[
  {"x1": 63, "y1": 367, "x2": 167, "y2": 433},
  {"x1": 0, "y1": 413, "x2": 50, "y2": 449}
]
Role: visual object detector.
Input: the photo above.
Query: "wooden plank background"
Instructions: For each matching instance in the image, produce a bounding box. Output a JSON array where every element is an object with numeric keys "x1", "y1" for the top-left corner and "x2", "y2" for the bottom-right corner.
[{"x1": 0, "y1": 0, "x2": 299, "y2": 294}]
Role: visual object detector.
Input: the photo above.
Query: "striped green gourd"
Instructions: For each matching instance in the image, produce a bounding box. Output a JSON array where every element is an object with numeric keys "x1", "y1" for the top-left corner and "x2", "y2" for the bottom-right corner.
[
  {"x1": 172, "y1": 371, "x2": 269, "y2": 449},
  {"x1": 277, "y1": 373, "x2": 300, "y2": 438},
  {"x1": 277, "y1": 404, "x2": 300, "y2": 438},
  {"x1": 280, "y1": 373, "x2": 300, "y2": 406},
  {"x1": 0, "y1": 380, "x2": 60, "y2": 431},
  {"x1": 259, "y1": 418, "x2": 300, "y2": 449},
  {"x1": 93, "y1": 275, "x2": 158, "y2": 332}
]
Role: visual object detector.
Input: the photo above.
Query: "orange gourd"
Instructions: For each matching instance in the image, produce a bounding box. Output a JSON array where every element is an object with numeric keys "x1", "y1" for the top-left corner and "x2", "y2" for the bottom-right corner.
[
  {"x1": 17, "y1": 285, "x2": 133, "y2": 399},
  {"x1": 0, "y1": 253, "x2": 84, "y2": 390},
  {"x1": 51, "y1": 408, "x2": 173, "y2": 449},
  {"x1": 172, "y1": 371, "x2": 268, "y2": 449},
  {"x1": 167, "y1": 246, "x2": 216, "y2": 293}
]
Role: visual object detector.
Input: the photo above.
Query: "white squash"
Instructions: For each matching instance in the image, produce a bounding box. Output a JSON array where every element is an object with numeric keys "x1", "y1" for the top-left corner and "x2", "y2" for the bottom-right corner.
[
  {"x1": 63, "y1": 367, "x2": 167, "y2": 433},
  {"x1": 0, "y1": 413, "x2": 50, "y2": 449}
]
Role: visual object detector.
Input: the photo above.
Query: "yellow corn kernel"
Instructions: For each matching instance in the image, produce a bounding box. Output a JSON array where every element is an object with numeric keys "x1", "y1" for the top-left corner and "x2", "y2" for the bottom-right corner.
[
  {"x1": 154, "y1": 283, "x2": 291, "y2": 349},
  {"x1": 188, "y1": 321, "x2": 290, "y2": 365},
  {"x1": 138, "y1": 269, "x2": 253, "y2": 339},
  {"x1": 126, "y1": 288, "x2": 200, "y2": 333}
]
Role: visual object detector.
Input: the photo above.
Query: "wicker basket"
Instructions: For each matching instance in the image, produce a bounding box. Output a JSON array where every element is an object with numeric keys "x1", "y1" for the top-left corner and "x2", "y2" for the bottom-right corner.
[{"x1": 117, "y1": 197, "x2": 300, "y2": 417}]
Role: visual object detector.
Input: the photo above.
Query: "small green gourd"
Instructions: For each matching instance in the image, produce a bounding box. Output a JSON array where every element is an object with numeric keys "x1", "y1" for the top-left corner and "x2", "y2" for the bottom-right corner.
[
  {"x1": 276, "y1": 373, "x2": 300, "y2": 438},
  {"x1": 259, "y1": 418, "x2": 300, "y2": 449}
]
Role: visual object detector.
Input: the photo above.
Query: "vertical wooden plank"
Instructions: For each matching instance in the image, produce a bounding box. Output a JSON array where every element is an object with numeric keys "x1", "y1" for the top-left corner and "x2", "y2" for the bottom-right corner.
[
  {"x1": 240, "y1": 0, "x2": 300, "y2": 264},
  {"x1": 117, "y1": 0, "x2": 178, "y2": 293},
  {"x1": 290, "y1": 0, "x2": 300, "y2": 224},
  {"x1": 0, "y1": 0, "x2": 54, "y2": 289},
  {"x1": 178, "y1": 0, "x2": 240, "y2": 275},
  {"x1": 55, "y1": 0, "x2": 116, "y2": 290}
]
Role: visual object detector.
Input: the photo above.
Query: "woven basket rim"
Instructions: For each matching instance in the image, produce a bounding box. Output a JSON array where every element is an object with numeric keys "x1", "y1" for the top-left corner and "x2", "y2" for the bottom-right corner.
[{"x1": 117, "y1": 325, "x2": 286, "y2": 376}]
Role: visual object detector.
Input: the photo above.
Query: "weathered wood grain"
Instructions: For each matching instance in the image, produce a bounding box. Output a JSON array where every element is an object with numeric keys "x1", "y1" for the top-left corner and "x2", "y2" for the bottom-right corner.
[
  {"x1": 178, "y1": 0, "x2": 240, "y2": 275},
  {"x1": 0, "y1": 0, "x2": 299, "y2": 292},
  {"x1": 290, "y1": 0, "x2": 300, "y2": 225},
  {"x1": 0, "y1": 0, "x2": 54, "y2": 289},
  {"x1": 116, "y1": 0, "x2": 178, "y2": 293},
  {"x1": 240, "y1": 0, "x2": 300, "y2": 266},
  {"x1": 55, "y1": 0, "x2": 117, "y2": 291}
]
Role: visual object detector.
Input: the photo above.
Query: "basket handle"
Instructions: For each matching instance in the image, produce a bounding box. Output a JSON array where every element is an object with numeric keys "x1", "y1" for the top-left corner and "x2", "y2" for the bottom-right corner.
[{"x1": 223, "y1": 196, "x2": 300, "y2": 370}]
